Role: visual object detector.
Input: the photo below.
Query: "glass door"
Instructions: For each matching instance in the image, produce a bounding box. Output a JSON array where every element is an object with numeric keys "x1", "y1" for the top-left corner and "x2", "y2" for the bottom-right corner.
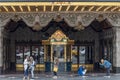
[
  {"x1": 53, "y1": 45, "x2": 64, "y2": 61},
  {"x1": 52, "y1": 45, "x2": 66, "y2": 72}
]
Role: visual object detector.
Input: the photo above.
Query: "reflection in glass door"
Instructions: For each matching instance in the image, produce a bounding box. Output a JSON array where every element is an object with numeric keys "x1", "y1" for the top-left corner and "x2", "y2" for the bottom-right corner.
[
  {"x1": 79, "y1": 46, "x2": 86, "y2": 64},
  {"x1": 16, "y1": 46, "x2": 24, "y2": 64},
  {"x1": 16, "y1": 45, "x2": 30, "y2": 64},
  {"x1": 24, "y1": 46, "x2": 30, "y2": 57},
  {"x1": 53, "y1": 45, "x2": 64, "y2": 62},
  {"x1": 31, "y1": 46, "x2": 44, "y2": 64},
  {"x1": 52, "y1": 45, "x2": 65, "y2": 72}
]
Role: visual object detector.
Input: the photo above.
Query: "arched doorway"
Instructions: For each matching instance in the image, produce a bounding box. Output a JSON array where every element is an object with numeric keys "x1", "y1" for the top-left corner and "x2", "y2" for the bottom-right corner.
[{"x1": 1, "y1": 15, "x2": 114, "y2": 73}]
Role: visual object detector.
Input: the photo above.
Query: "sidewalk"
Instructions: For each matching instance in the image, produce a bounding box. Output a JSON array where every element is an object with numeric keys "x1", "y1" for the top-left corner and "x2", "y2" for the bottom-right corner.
[
  {"x1": 0, "y1": 72, "x2": 119, "y2": 77},
  {"x1": 0, "y1": 73, "x2": 120, "y2": 80}
]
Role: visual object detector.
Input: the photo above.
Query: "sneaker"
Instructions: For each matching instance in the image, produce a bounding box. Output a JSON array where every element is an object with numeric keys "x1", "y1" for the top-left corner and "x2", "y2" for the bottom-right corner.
[
  {"x1": 104, "y1": 76, "x2": 110, "y2": 78},
  {"x1": 53, "y1": 76, "x2": 57, "y2": 79},
  {"x1": 31, "y1": 77, "x2": 34, "y2": 79},
  {"x1": 107, "y1": 76, "x2": 111, "y2": 78},
  {"x1": 82, "y1": 76, "x2": 86, "y2": 78}
]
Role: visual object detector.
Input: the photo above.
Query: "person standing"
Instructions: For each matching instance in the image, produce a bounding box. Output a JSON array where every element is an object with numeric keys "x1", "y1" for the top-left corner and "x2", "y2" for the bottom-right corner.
[
  {"x1": 23, "y1": 56, "x2": 30, "y2": 80},
  {"x1": 29, "y1": 56, "x2": 36, "y2": 79},
  {"x1": 99, "y1": 59, "x2": 112, "y2": 76},
  {"x1": 53, "y1": 57, "x2": 59, "y2": 79}
]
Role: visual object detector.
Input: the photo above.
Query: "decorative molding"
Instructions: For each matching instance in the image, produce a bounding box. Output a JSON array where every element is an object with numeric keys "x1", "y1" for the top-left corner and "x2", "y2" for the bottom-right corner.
[
  {"x1": 0, "y1": 12, "x2": 120, "y2": 30},
  {"x1": 105, "y1": 13, "x2": 120, "y2": 26},
  {"x1": 0, "y1": 0, "x2": 120, "y2": 2}
]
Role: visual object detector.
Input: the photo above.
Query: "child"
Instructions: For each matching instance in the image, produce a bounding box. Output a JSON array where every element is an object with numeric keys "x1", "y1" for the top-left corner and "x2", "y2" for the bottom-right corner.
[{"x1": 78, "y1": 65, "x2": 87, "y2": 77}]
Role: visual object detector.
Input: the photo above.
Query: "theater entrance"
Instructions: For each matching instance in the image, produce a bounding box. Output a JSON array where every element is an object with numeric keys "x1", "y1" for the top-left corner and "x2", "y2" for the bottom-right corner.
[{"x1": 42, "y1": 30, "x2": 74, "y2": 72}]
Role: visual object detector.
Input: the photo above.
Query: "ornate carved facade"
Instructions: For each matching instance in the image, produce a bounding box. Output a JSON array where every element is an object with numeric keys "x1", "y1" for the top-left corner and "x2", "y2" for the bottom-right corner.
[
  {"x1": 0, "y1": 12, "x2": 120, "y2": 29},
  {"x1": 0, "y1": 12, "x2": 120, "y2": 73}
]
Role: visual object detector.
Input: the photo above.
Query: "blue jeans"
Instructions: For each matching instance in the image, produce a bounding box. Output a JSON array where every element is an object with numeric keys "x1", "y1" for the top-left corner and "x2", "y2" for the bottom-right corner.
[
  {"x1": 106, "y1": 66, "x2": 111, "y2": 76},
  {"x1": 24, "y1": 68, "x2": 29, "y2": 77}
]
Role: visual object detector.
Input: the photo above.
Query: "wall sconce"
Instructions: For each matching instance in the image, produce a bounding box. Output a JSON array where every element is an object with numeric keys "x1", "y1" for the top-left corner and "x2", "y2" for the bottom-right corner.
[{"x1": 33, "y1": 22, "x2": 42, "y2": 31}]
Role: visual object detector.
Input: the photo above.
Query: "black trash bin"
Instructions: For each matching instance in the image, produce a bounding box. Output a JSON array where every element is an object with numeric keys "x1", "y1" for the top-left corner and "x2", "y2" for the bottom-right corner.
[
  {"x1": 94, "y1": 62, "x2": 100, "y2": 72},
  {"x1": 45, "y1": 62, "x2": 51, "y2": 72},
  {"x1": 66, "y1": 62, "x2": 72, "y2": 72}
]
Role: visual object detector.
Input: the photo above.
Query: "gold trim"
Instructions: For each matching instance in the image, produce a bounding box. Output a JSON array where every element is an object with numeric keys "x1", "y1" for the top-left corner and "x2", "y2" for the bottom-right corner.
[
  {"x1": 81, "y1": 6, "x2": 85, "y2": 11},
  {"x1": 51, "y1": 45, "x2": 53, "y2": 71},
  {"x1": 96, "y1": 6, "x2": 103, "y2": 11},
  {"x1": 71, "y1": 45, "x2": 72, "y2": 61},
  {"x1": 11, "y1": 6, "x2": 16, "y2": 12},
  {"x1": 51, "y1": 45, "x2": 53, "y2": 62},
  {"x1": 66, "y1": 5, "x2": 70, "y2": 11},
  {"x1": 51, "y1": 5, "x2": 54, "y2": 11},
  {"x1": 74, "y1": 5, "x2": 79, "y2": 11},
  {"x1": 111, "y1": 6, "x2": 119, "y2": 11},
  {"x1": 3, "y1": 6, "x2": 8, "y2": 12},
  {"x1": 27, "y1": 6, "x2": 31, "y2": 12},
  {"x1": 72, "y1": 64, "x2": 93, "y2": 71},
  {"x1": 44, "y1": 45, "x2": 46, "y2": 62},
  {"x1": 64, "y1": 45, "x2": 66, "y2": 71},
  {"x1": 0, "y1": 2, "x2": 120, "y2": 6},
  {"x1": 0, "y1": 2, "x2": 120, "y2": 12},
  {"x1": 44, "y1": 5, "x2": 46, "y2": 12},
  {"x1": 42, "y1": 40, "x2": 49, "y2": 45},
  {"x1": 59, "y1": 5, "x2": 62, "y2": 11},
  {"x1": 103, "y1": 6, "x2": 111, "y2": 12},
  {"x1": 51, "y1": 42, "x2": 67, "y2": 45},
  {"x1": 19, "y1": 6, "x2": 23, "y2": 12},
  {"x1": 89, "y1": 6, "x2": 94, "y2": 11},
  {"x1": 16, "y1": 64, "x2": 45, "y2": 71}
]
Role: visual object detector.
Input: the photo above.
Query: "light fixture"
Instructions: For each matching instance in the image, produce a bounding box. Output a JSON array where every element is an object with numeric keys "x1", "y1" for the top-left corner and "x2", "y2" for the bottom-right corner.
[
  {"x1": 97, "y1": 14, "x2": 105, "y2": 22},
  {"x1": 55, "y1": 13, "x2": 62, "y2": 22},
  {"x1": 75, "y1": 21, "x2": 84, "y2": 30},
  {"x1": 33, "y1": 22, "x2": 42, "y2": 31},
  {"x1": 12, "y1": 15, "x2": 21, "y2": 22}
]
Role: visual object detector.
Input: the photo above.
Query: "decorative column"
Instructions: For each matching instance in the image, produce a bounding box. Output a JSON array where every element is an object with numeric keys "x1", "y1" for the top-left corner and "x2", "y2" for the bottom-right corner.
[
  {"x1": 105, "y1": 13, "x2": 120, "y2": 73},
  {"x1": 51, "y1": 45, "x2": 53, "y2": 71},
  {"x1": 64, "y1": 45, "x2": 66, "y2": 71},
  {"x1": 94, "y1": 38, "x2": 100, "y2": 62},
  {"x1": 113, "y1": 27, "x2": 120, "y2": 73},
  {"x1": 0, "y1": 26, "x2": 3, "y2": 74},
  {"x1": 10, "y1": 38, "x2": 16, "y2": 70},
  {"x1": 44, "y1": 45, "x2": 46, "y2": 62}
]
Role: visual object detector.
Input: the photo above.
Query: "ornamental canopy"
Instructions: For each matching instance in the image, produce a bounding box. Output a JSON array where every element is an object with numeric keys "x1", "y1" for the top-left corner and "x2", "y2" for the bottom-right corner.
[{"x1": 0, "y1": 2, "x2": 120, "y2": 30}]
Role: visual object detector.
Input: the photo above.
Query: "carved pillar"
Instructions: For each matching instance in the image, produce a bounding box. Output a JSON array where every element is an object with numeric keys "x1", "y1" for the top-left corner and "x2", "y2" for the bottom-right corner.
[
  {"x1": 113, "y1": 27, "x2": 120, "y2": 73},
  {"x1": 10, "y1": 38, "x2": 15, "y2": 69},
  {"x1": 0, "y1": 13, "x2": 11, "y2": 74},
  {"x1": 0, "y1": 26, "x2": 3, "y2": 74},
  {"x1": 94, "y1": 38, "x2": 100, "y2": 62}
]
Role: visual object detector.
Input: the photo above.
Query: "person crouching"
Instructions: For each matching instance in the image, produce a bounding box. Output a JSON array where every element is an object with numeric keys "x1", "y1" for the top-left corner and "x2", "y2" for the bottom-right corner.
[{"x1": 78, "y1": 65, "x2": 87, "y2": 77}]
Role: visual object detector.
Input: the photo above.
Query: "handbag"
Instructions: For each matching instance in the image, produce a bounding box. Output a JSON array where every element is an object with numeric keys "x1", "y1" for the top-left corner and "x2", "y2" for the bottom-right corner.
[{"x1": 53, "y1": 67, "x2": 58, "y2": 72}]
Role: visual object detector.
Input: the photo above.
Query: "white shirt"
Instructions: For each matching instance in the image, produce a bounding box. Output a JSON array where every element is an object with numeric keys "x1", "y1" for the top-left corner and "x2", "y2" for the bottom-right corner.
[{"x1": 23, "y1": 59, "x2": 29, "y2": 70}]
